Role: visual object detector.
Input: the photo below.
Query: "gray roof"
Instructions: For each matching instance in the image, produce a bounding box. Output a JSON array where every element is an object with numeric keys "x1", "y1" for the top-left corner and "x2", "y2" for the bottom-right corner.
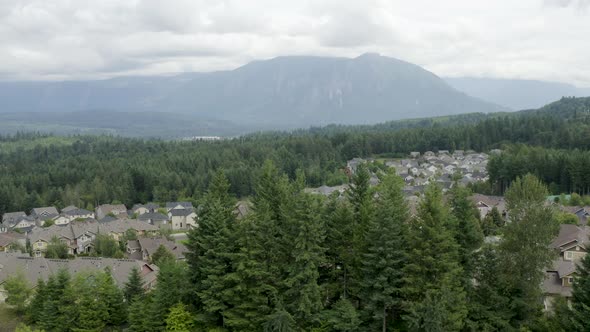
[
  {"x1": 31, "y1": 207, "x2": 59, "y2": 217},
  {"x1": 138, "y1": 212, "x2": 169, "y2": 222},
  {"x1": 543, "y1": 271, "x2": 573, "y2": 297},
  {"x1": 170, "y1": 209, "x2": 193, "y2": 217},
  {"x1": 0, "y1": 252, "x2": 158, "y2": 289},
  {"x1": 166, "y1": 202, "x2": 193, "y2": 210},
  {"x1": 137, "y1": 238, "x2": 187, "y2": 260},
  {"x1": 63, "y1": 208, "x2": 93, "y2": 217},
  {"x1": 2, "y1": 212, "x2": 27, "y2": 224},
  {"x1": 61, "y1": 205, "x2": 78, "y2": 213},
  {"x1": 550, "y1": 224, "x2": 589, "y2": 251}
]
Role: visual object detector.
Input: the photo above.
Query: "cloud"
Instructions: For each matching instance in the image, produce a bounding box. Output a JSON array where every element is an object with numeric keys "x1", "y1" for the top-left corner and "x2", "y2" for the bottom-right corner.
[{"x1": 0, "y1": 0, "x2": 588, "y2": 86}]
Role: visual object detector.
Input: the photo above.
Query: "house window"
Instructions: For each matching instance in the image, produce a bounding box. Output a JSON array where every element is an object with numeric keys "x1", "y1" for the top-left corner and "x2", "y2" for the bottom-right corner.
[
  {"x1": 565, "y1": 251, "x2": 574, "y2": 260},
  {"x1": 569, "y1": 277, "x2": 574, "y2": 284}
]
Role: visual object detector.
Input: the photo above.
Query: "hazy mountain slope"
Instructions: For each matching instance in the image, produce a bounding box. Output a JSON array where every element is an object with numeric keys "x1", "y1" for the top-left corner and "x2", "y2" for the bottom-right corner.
[
  {"x1": 0, "y1": 54, "x2": 505, "y2": 129},
  {"x1": 445, "y1": 77, "x2": 590, "y2": 110}
]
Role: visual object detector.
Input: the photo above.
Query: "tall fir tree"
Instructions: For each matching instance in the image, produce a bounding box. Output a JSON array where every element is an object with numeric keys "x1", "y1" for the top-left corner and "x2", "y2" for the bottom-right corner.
[
  {"x1": 124, "y1": 266, "x2": 145, "y2": 303},
  {"x1": 188, "y1": 170, "x2": 237, "y2": 327},
  {"x1": 403, "y1": 184, "x2": 467, "y2": 331},
  {"x1": 570, "y1": 250, "x2": 590, "y2": 330},
  {"x1": 99, "y1": 267, "x2": 127, "y2": 326},
  {"x1": 500, "y1": 174, "x2": 559, "y2": 328},
  {"x1": 360, "y1": 171, "x2": 408, "y2": 331}
]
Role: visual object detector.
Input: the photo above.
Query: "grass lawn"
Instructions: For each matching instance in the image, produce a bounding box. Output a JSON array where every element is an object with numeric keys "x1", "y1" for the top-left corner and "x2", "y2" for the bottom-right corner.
[{"x1": 0, "y1": 303, "x2": 22, "y2": 332}]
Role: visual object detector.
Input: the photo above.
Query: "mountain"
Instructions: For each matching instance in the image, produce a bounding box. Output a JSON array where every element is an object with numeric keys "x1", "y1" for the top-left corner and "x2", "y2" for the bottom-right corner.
[
  {"x1": 445, "y1": 77, "x2": 590, "y2": 110},
  {"x1": 0, "y1": 54, "x2": 506, "y2": 134}
]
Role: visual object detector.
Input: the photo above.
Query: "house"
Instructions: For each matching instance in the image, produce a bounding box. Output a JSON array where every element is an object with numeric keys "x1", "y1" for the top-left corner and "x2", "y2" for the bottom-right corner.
[
  {"x1": 165, "y1": 202, "x2": 193, "y2": 213},
  {"x1": 423, "y1": 151, "x2": 435, "y2": 157},
  {"x1": 127, "y1": 238, "x2": 187, "y2": 262},
  {"x1": 304, "y1": 185, "x2": 348, "y2": 196},
  {"x1": 31, "y1": 207, "x2": 59, "y2": 220},
  {"x1": 7, "y1": 215, "x2": 37, "y2": 230},
  {"x1": 543, "y1": 224, "x2": 590, "y2": 311},
  {"x1": 0, "y1": 233, "x2": 25, "y2": 252},
  {"x1": 138, "y1": 212, "x2": 169, "y2": 228},
  {"x1": 452, "y1": 150, "x2": 464, "y2": 158},
  {"x1": 98, "y1": 219, "x2": 159, "y2": 241},
  {"x1": 53, "y1": 215, "x2": 71, "y2": 226},
  {"x1": 345, "y1": 158, "x2": 365, "y2": 176},
  {"x1": 0, "y1": 253, "x2": 159, "y2": 302},
  {"x1": 132, "y1": 203, "x2": 160, "y2": 216},
  {"x1": 2, "y1": 212, "x2": 27, "y2": 225},
  {"x1": 409, "y1": 152, "x2": 420, "y2": 158},
  {"x1": 61, "y1": 205, "x2": 78, "y2": 213},
  {"x1": 470, "y1": 194, "x2": 507, "y2": 219},
  {"x1": 438, "y1": 150, "x2": 450, "y2": 156},
  {"x1": 96, "y1": 204, "x2": 128, "y2": 220},
  {"x1": 559, "y1": 206, "x2": 590, "y2": 226},
  {"x1": 169, "y1": 209, "x2": 198, "y2": 230},
  {"x1": 63, "y1": 208, "x2": 95, "y2": 221},
  {"x1": 28, "y1": 225, "x2": 77, "y2": 257}
]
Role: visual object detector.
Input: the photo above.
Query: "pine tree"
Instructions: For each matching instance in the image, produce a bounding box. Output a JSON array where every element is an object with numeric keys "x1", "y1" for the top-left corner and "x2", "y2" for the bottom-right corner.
[
  {"x1": 570, "y1": 251, "x2": 590, "y2": 330},
  {"x1": 128, "y1": 294, "x2": 152, "y2": 332},
  {"x1": 403, "y1": 184, "x2": 467, "y2": 331},
  {"x1": 361, "y1": 171, "x2": 408, "y2": 331},
  {"x1": 449, "y1": 186, "x2": 483, "y2": 288},
  {"x1": 321, "y1": 299, "x2": 361, "y2": 332},
  {"x1": 165, "y1": 303, "x2": 196, "y2": 331},
  {"x1": 26, "y1": 279, "x2": 47, "y2": 324},
  {"x1": 500, "y1": 174, "x2": 559, "y2": 327},
  {"x1": 189, "y1": 170, "x2": 236, "y2": 326},
  {"x1": 283, "y1": 189, "x2": 324, "y2": 328},
  {"x1": 99, "y1": 267, "x2": 127, "y2": 326},
  {"x1": 151, "y1": 244, "x2": 176, "y2": 266},
  {"x1": 146, "y1": 261, "x2": 189, "y2": 331},
  {"x1": 3, "y1": 272, "x2": 32, "y2": 314},
  {"x1": 124, "y1": 266, "x2": 145, "y2": 303},
  {"x1": 72, "y1": 273, "x2": 108, "y2": 332}
]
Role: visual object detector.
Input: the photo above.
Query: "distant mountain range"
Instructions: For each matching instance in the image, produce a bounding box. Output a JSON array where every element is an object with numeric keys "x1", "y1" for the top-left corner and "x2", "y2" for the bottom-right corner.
[
  {"x1": 445, "y1": 77, "x2": 590, "y2": 110},
  {"x1": 0, "y1": 54, "x2": 507, "y2": 136}
]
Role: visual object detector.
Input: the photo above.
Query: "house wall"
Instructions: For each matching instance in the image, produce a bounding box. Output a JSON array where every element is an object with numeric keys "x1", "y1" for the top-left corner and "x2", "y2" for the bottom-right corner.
[{"x1": 562, "y1": 276, "x2": 575, "y2": 287}]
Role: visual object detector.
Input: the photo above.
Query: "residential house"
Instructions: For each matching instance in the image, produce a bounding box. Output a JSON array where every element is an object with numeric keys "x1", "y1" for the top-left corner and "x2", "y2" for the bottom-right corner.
[
  {"x1": 410, "y1": 152, "x2": 420, "y2": 158},
  {"x1": 98, "y1": 219, "x2": 159, "y2": 241},
  {"x1": 96, "y1": 204, "x2": 128, "y2": 220},
  {"x1": 31, "y1": 207, "x2": 59, "y2": 220},
  {"x1": 64, "y1": 208, "x2": 95, "y2": 221},
  {"x1": 0, "y1": 233, "x2": 25, "y2": 252},
  {"x1": 2, "y1": 212, "x2": 27, "y2": 226},
  {"x1": 0, "y1": 253, "x2": 159, "y2": 302},
  {"x1": 138, "y1": 212, "x2": 169, "y2": 228},
  {"x1": 560, "y1": 206, "x2": 590, "y2": 226},
  {"x1": 543, "y1": 224, "x2": 590, "y2": 311},
  {"x1": 28, "y1": 225, "x2": 77, "y2": 257},
  {"x1": 132, "y1": 203, "x2": 160, "y2": 216},
  {"x1": 437, "y1": 150, "x2": 450, "y2": 156},
  {"x1": 169, "y1": 209, "x2": 198, "y2": 230},
  {"x1": 304, "y1": 185, "x2": 348, "y2": 197},
  {"x1": 345, "y1": 158, "x2": 365, "y2": 176},
  {"x1": 127, "y1": 238, "x2": 187, "y2": 262},
  {"x1": 470, "y1": 194, "x2": 507, "y2": 219}
]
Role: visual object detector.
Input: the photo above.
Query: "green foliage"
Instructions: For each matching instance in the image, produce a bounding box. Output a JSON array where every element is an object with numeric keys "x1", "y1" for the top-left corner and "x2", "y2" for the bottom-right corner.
[
  {"x1": 481, "y1": 207, "x2": 505, "y2": 236},
  {"x1": 15, "y1": 324, "x2": 45, "y2": 332},
  {"x1": 3, "y1": 272, "x2": 32, "y2": 314},
  {"x1": 92, "y1": 234, "x2": 124, "y2": 258},
  {"x1": 165, "y1": 303, "x2": 196, "y2": 331},
  {"x1": 403, "y1": 184, "x2": 467, "y2": 331},
  {"x1": 360, "y1": 171, "x2": 408, "y2": 330},
  {"x1": 319, "y1": 299, "x2": 361, "y2": 332},
  {"x1": 45, "y1": 236, "x2": 69, "y2": 259},
  {"x1": 151, "y1": 244, "x2": 176, "y2": 266},
  {"x1": 557, "y1": 212, "x2": 579, "y2": 225},
  {"x1": 124, "y1": 266, "x2": 145, "y2": 303},
  {"x1": 499, "y1": 174, "x2": 560, "y2": 328},
  {"x1": 571, "y1": 252, "x2": 590, "y2": 330}
]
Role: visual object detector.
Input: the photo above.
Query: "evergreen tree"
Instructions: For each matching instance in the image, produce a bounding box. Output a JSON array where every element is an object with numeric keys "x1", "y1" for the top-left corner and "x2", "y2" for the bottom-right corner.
[
  {"x1": 481, "y1": 207, "x2": 504, "y2": 236},
  {"x1": 124, "y1": 266, "x2": 145, "y2": 303},
  {"x1": 187, "y1": 170, "x2": 236, "y2": 326},
  {"x1": 72, "y1": 273, "x2": 108, "y2": 332},
  {"x1": 151, "y1": 244, "x2": 175, "y2": 266},
  {"x1": 360, "y1": 171, "x2": 408, "y2": 331},
  {"x1": 500, "y1": 174, "x2": 560, "y2": 327},
  {"x1": 128, "y1": 294, "x2": 152, "y2": 332},
  {"x1": 98, "y1": 267, "x2": 127, "y2": 326},
  {"x1": 45, "y1": 236, "x2": 69, "y2": 259},
  {"x1": 403, "y1": 184, "x2": 467, "y2": 331},
  {"x1": 165, "y1": 303, "x2": 196, "y2": 331},
  {"x1": 570, "y1": 251, "x2": 590, "y2": 330},
  {"x1": 320, "y1": 299, "x2": 361, "y2": 332},
  {"x1": 26, "y1": 279, "x2": 47, "y2": 324},
  {"x1": 449, "y1": 186, "x2": 484, "y2": 288},
  {"x1": 4, "y1": 272, "x2": 32, "y2": 314},
  {"x1": 283, "y1": 189, "x2": 325, "y2": 328},
  {"x1": 146, "y1": 261, "x2": 189, "y2": 331}
]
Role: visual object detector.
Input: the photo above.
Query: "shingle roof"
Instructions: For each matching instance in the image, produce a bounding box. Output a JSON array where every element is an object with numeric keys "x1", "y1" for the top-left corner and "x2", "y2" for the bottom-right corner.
[
  {"x1": 166, "y1": 202, "x2": 193, "y2": 210},
  {"x1": 137, "y1": 238, "x2": 187, "y2": 260},
  {"x1": 31, "y1": 207, "x2": 59, "y2": 217},
  {"x1": 138, "y1": 212, "x2": 168, "y2": 222},
  {"x1": 2, "y1": 212, "x2": 27, "y2": 224},
  {"x1": 170, "y1": 209, "x2": 192, "y2": 217},
  {"x1": 0, "y1": 253, "x2": 158, "y2": 289}
]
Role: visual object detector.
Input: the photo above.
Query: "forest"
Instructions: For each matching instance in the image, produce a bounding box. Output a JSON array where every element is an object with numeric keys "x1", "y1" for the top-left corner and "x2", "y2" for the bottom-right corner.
[
  {"x1": 1, "y1": 97, "x2": 589, "y2": 216},
  {"x1": 5, "y1": 167, "x2": 587, "y2": 331}
]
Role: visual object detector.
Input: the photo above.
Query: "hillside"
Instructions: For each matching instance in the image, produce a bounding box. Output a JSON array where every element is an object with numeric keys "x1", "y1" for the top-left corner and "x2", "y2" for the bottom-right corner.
[
  {"x1": 0, "y1": 54, "x2": 506, "y2": 134},
  {"x1": 445, "y1": 77, "x2": 590, "y2": 110}
]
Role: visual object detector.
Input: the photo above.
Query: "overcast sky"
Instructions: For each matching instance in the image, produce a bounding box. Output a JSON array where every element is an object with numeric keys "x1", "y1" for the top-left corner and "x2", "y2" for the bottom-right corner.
[{"x1": 1, "y1": 0, "x2": 589, "y2": 86}]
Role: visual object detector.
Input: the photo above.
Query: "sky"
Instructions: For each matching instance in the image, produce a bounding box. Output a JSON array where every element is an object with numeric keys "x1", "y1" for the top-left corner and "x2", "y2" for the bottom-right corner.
[{"x1": 1, "y1": 0, "x2": 589, "y2": 86}]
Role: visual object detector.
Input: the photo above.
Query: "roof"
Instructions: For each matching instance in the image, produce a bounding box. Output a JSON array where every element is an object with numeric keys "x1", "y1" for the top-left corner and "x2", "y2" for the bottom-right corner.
[
  {"x1": 2, "y1": 212, "x2": 27, "y2": 223},
  {"x1": 0, "y1": 232, "x2": 25, "y2": 247},
  {"x1": 137, "y1": 238, "x2": 187, "y2": 260},
  {"x1": 61, "y1": 205, "x2": 78, "y2": 213},
  {"x1": 132, "y1": 203, "x2": 160, "y2": 212},
  {"x1": 166, "y1": 202, "x2": 193, "y2": 210},
  {"x1": 0, "y1": 252, "x2": 158, "y2": 289},
  {"x1": 96, "y1": 204, "x2": 128, "y2": 214},
  {"x1": 550, "y1": 224, "x2": 589, "y2": 251},
  {"x1": 31, "y1": 207, "x2": 59, "y2": 217},
  {"x1": 170, "y1": 209, "x2": 193, "y2": 217},
  {"x1": 543, "y1": 271, "x2": 573, "y2": 297},
  {"x1": 98, "y1": 219, "x2": 158, "y2": 234},
  {"x1": 63, "y1": 208, "x2": 93, "y2": 217},
  {"x1": 138, "y1": 212, "x2": 168, "y2": 222}
]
